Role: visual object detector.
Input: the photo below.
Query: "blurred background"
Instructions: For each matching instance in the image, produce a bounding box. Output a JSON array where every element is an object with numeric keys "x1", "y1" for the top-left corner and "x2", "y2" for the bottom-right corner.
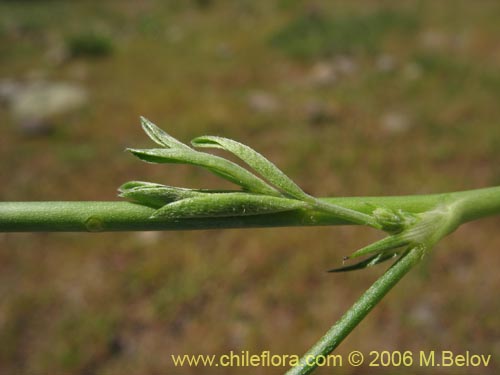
[{"x1": 1, "y1": 1, "x2": 499, "y2": 374}]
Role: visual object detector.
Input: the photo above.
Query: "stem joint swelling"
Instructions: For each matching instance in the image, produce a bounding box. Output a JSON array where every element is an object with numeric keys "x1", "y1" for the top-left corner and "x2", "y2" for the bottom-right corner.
[{"x1": 84, "y1": 216, "x2": 104, "y2": 232}]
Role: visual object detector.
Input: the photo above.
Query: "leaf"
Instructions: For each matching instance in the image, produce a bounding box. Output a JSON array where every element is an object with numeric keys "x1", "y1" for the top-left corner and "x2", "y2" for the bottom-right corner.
[
  {"x1": 347, "y1": 234, "x2": 409, "y2": 259},
  {"x1": 151, "y1": 192, "x2": 310, "y2": 219},
  {"x1": 127, "y1": 148, "x2": 281, "y2": 197},
  {"x1": 118, "y1": 181, "x2": 165, "y2": 191},
  {"x1": 328, "y1": 251, "x2": 401, "y2": 273},
  {"x1": 140, "y1": 117, "x2": 192, "y2": 150},
  {"x1": 119, "y1": 181, "x2": 205, "y2": 208},
  {"x1": 192, "y1": 136, "x2": 308, "y2": 200},
  {"x1": 190, "y1": 136, "x2": 382, "y2": 227}
]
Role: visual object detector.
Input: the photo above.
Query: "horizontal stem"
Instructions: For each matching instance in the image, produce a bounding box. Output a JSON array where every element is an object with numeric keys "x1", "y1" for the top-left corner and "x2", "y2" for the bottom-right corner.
[
  {"x1": 450, "y1": 185, "x2": 500, "y2": 222},
  {"x1": 0, "y1": 186, "x2": 499, "y2": 232},
  {"x1": 0, "y1": 195, "x2": 440, "y2": 233}
]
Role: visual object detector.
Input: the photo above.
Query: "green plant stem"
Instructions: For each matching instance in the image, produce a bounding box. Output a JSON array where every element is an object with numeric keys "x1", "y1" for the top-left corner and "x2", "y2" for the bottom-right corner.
[
  {"x1": 286, "y1": 246, "x2": 424, "y2": 375},
  {"x1": 1, "y1": 186, "x2": 499, "y2": 232}
]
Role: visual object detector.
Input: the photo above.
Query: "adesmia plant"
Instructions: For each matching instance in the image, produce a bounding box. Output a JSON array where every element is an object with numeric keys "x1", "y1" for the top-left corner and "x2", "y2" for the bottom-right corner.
[{"x1": 1, "y1": 118, "x2": 499, "y2": 375}]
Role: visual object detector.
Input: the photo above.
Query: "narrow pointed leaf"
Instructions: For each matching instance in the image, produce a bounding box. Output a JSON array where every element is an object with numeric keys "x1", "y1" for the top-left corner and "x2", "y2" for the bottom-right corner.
[
  {"x1": 328, "y1": 251, "x2": 401, "y2": 273},
  {"x1": 192, "y1": 136, "x2": 307, "y2": 200},
  {"x1": 348, "y1": 234, "x2": 409, "y2": 259},
  {"x1": 118, "y1": 181, "x2": 166, "y2": 192},
  {"x1": 119, "y1": 181, "x2": 208, "y2": 208},
  {"x1": 127, "y1": 148, "x2": 281, "y2": 197},
  {"x1": 140, "y1": 117, "x2": 192, "y2": 150},
  {"x1": 190, "y1": 136, "x2": 384, "y2": 228},
  {"x1": 151, "y1": 193, "x2": 310, "y2": 219}
]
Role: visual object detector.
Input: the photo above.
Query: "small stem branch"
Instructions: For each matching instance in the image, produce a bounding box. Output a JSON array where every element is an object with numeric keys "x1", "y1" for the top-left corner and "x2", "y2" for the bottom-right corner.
[
  {"x1": 310, "y1": 198, "x2": 382, "y2": 229},
  {"x1": 286, "y1": 247, "x2": 424, "y2": 375}
]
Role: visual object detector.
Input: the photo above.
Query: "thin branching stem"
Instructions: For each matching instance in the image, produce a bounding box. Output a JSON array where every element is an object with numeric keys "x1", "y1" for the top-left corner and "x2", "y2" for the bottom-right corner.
[{"x1": 286, "y1": 246, "x2": 424, "y2": 375}]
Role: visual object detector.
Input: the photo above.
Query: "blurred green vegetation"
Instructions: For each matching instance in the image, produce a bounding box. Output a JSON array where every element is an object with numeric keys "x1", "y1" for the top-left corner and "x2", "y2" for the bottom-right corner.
[
  {"x1": 66, "y1": 31, "x2": 114, "y2": 59},
  {"x1": 0, "y1": 1, "x2": 499, "y2": 374},
  {"x1": 271, "y1": 8, "x2": 418, "y2": 59}
]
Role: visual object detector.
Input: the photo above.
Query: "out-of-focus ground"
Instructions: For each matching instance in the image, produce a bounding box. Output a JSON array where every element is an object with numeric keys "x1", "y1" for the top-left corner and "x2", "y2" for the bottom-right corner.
[{"x1": 0, "y1": 1, "x2": 499, "y2": 374}]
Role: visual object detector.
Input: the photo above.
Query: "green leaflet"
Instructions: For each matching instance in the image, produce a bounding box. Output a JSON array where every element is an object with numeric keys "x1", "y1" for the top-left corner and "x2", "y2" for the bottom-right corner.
[
  {"x1": 190, "y1": 136, "x2": 379, "y2": 227},
  {"x1": 119, "y1": 181, "x2": 161, "y2": 190},
  {"x1": 127, "y1": 148, "x2": 281, "y2": 197},
  {"x1": 119, "y1": 181, "x2": 210, "y2": 208},
  {"x1": 192, "y1": 135, "x2": 308, "y2": 200},
  {"x1": 347, "y1": 233, "x2": 409, "y2": 259},
  {"x1": 121, "y1": 118, "x2": 468, "y2": 273},
  {"x1": 126, "y1": 119, "x2": 382, "y2": 233},
  {"x1": 140, "y1": 117, "x2": 192, "y2": 150},
  {"x1": 328, "y1": 250, "x2": 403, "y2": 273},
  {"x1": 151, "y1": 193, "x2": 310, "y2": 219},
  {"x1": 190, "y1": 137, "x2": 379, "y2": 227}
]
